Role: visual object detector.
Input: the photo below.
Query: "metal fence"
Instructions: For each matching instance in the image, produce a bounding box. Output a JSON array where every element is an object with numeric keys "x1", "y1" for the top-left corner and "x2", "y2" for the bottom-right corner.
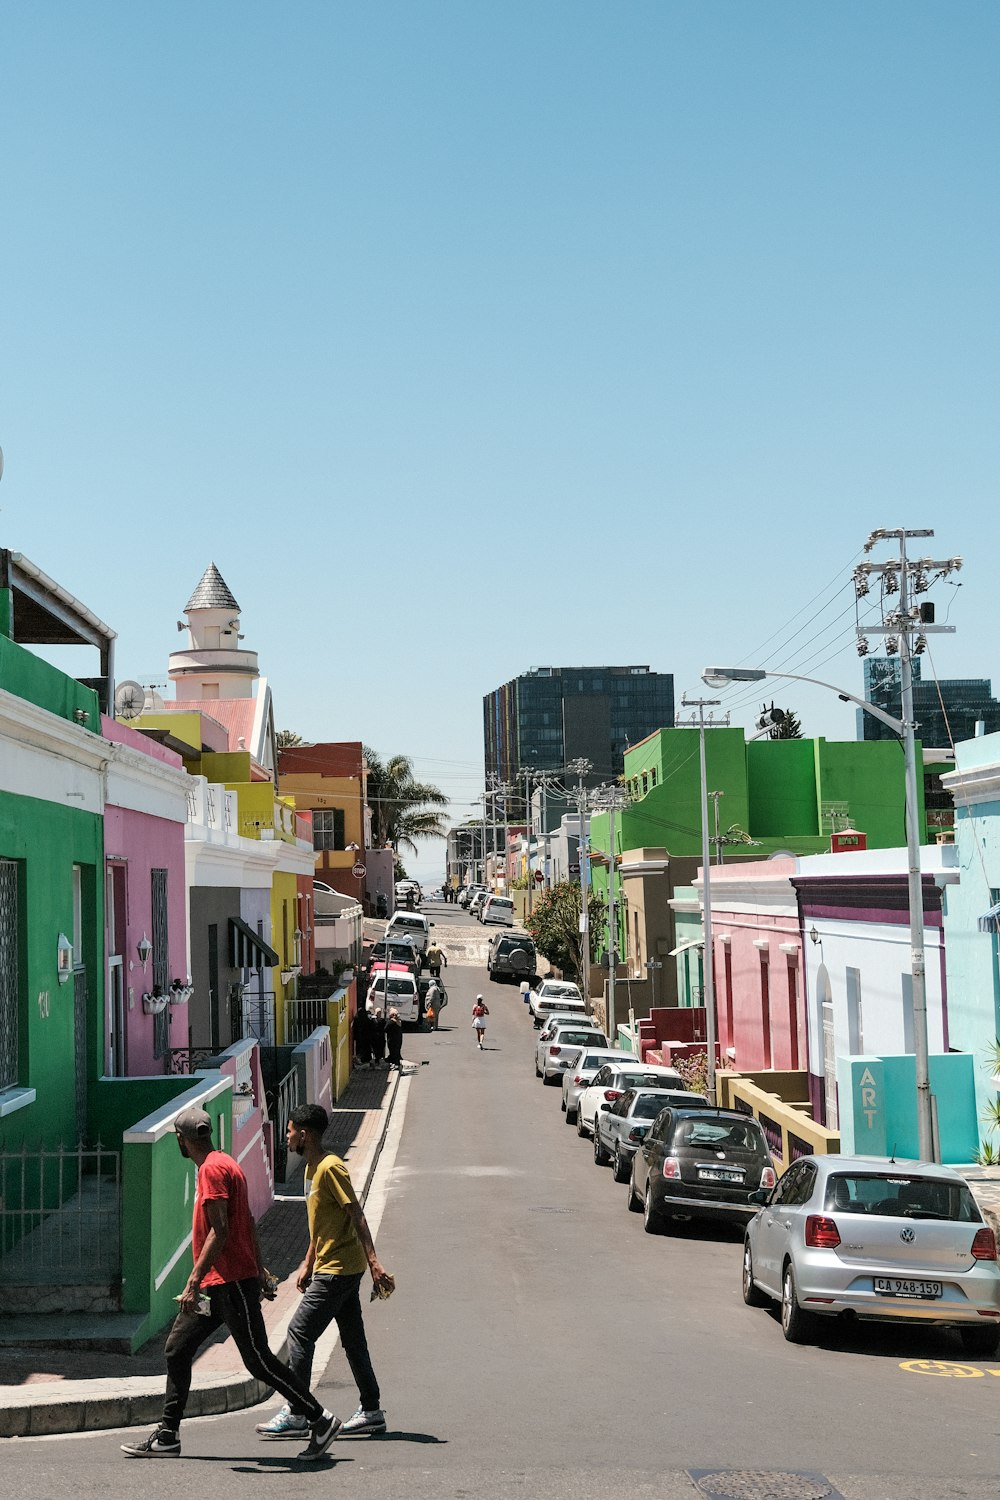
[
  {"x1": 267, "y1": 1067, "x2": 300, "y2": 1183},
  {"x1": 164, "y1": 1047, "x2": 220, "y2": 1075},
  {"x1": 285, "y1": 995, "x2": 330, "y2": 1046},
  {"x1": 0, "y1": 1143, "x2": 121, "y2": 1283}
]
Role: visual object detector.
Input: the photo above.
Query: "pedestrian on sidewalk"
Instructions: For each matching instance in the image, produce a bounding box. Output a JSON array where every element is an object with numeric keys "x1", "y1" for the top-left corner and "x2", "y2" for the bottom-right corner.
[
  {"x1": 256, "y1": 1105, "x2": 394, "y2": 1443},
  {"x1": 121, "y1": 1107, "x2": 339, "y2": 1463},
  {"x1": 425, "y1": 941, "x2": 447, "y2": 979},
  {"x1": 370, "y1": 1008, "x2": 387, "y2": 1068},
  {"x1": 353, "y1": 1004, "x2": 373, "y2": 1069},
  {"x1": 385, "y1": 1008, "x2": 403, "y2": 1069},
  {"x1": 472, "y1": 996, "x2": 490, "y2": 1050}
]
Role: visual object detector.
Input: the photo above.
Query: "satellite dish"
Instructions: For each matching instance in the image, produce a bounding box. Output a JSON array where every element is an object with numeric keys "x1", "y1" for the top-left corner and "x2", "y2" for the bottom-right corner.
[{"x1": 114, "y1": 680, "x2": 146, "y2": 720}]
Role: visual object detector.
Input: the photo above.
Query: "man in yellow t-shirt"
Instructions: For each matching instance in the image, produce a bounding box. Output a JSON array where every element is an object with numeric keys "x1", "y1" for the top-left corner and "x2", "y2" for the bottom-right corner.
[{"x1": 255, "y1": 1104, "x2": 394, "y2": 1443}]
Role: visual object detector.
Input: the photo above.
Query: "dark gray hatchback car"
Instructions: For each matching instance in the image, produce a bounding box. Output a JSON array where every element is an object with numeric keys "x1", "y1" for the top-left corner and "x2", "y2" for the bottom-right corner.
[{"x1": 628, "y1": 1107, "x2": 776, "y2": 1234}]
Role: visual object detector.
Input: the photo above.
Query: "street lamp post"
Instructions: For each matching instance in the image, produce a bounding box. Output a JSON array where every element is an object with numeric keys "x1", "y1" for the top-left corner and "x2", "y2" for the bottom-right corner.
[{"x1": 702, "y1": 655, "x2": 950, "y2": 1160}]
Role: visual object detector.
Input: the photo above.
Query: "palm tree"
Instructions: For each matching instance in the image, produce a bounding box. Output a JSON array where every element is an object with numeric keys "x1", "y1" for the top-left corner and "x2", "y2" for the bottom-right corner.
[{"x1": 363, "y1": 747, "x2": 449, "y2": 855}]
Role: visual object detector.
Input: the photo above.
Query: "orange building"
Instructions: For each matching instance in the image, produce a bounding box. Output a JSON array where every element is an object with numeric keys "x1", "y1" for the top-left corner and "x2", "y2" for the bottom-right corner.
[{"x1": 277, "y1": 742, "x2": 370, "y2": 907}]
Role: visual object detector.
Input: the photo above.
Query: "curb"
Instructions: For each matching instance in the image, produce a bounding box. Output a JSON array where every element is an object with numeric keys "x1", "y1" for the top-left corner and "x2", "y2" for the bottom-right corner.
[{"x1": 0, "y1": 1073, "x2": 406, "y2": 1441}]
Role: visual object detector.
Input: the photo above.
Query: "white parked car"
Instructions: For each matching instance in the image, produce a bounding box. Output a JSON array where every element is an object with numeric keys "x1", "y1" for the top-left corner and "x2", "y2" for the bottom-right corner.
[
  {"x1": 386, "y1": 911, "x2": 433, "y2": 956},
  {"x1": 535, "y1": 1022, "x2": 610, "y2": 1084},
  {"x1": 562, "y1": 1048, "x2": 627, "y2": 1123},
  {"x1": 469, "y1": 890, "x2": 489, "y2": 918},
  {"x1": 481, "y1": 895, "x2": 515, "y2": 926},
  {"x1": 576, "y1": 1062, "x2": 686, "y2": 1138},
  {"x1": 529, "y1": 981, "x2": 585, "y2": 1028}
]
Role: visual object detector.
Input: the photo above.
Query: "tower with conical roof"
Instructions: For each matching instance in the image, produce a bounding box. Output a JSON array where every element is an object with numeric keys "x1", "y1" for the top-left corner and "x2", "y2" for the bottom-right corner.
[{"x1": 168, "y1": 562, "x2": 260, "y2": 699}]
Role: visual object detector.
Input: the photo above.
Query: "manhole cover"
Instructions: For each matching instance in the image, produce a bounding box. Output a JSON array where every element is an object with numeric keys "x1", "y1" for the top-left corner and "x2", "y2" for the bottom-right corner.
[{"x1": 690, "y1": 1472, "x2": 838, "y2": 1500}]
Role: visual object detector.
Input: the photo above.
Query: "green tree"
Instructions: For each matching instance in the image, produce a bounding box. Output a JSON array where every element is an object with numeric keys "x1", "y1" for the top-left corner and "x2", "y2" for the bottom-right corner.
[
  {"x1": 524, "y1": 880, "x2": 606, "y2": 983},
  {"x1": 363, "y1": 747, "x2": 449, "y2": 856},
  {"x1": 276, "y1": 729, "x2": 304, "y2": 748}
]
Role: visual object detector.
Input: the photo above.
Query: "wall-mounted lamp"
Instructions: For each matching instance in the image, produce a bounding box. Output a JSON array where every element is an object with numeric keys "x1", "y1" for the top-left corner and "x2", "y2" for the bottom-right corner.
[
  {"x1": 137, "y1": 933, "x2": 153, "y2": 970},
  {"x1": 808, "y1": 925, "x2": 820, "y2": 946},
  {"x1": 56, "y1": 933, "x2": 74, "y2": 984}
]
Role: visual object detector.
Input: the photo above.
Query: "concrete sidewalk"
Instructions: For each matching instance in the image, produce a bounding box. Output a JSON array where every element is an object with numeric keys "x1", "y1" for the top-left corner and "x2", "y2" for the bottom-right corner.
[{"x1": 0, "y1": 1063, "x2": 405, "y2": 1440}]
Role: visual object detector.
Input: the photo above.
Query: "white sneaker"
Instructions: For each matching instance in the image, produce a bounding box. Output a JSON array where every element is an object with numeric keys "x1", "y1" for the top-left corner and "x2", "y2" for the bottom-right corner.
[
  {"x1": 339, "y1": 1406, "x2": 387, "y2": 1435},
  {"x1": 255, "y1": 1403, "x2": 309, "y2": 1439}
]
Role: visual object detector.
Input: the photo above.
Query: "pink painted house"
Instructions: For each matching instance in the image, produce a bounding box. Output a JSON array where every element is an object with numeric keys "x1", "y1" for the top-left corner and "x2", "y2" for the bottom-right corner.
[
  {"x1": 102, "y1": 716, "x2": 191, "y2": 1077},
  {"x1": 696, "y1": 858, "x2": 806, "y2": 1073}
]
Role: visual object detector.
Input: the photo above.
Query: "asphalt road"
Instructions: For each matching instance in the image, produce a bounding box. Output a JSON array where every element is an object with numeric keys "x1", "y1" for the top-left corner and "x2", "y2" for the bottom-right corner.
[{"x1": 10, "y1": 915, "x2": 1000, "y2": 1498}]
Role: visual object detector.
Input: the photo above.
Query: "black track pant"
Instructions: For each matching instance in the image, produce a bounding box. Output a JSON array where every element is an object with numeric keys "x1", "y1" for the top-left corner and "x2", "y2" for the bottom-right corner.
[{"x1": 162, "y1": 1277, "x2": 324, "y2": 1432}]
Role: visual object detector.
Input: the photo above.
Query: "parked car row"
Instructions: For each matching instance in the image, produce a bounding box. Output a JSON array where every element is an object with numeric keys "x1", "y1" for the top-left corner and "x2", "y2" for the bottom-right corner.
[{"x1": 516, "y1": 985, "x2": 1000, "y2": 1355}]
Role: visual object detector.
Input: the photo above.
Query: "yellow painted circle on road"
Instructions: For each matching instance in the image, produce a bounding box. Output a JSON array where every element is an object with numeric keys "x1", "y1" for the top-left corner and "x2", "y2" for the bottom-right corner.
[{"x1": 900, "y1": 1359, "x2": 984, "y2": 1377}]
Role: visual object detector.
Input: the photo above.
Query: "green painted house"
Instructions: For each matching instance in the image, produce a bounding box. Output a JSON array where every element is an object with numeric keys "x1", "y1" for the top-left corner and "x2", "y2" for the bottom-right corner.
[{"x1": 588, "y1": 727, "x2": 927, "y2": 965}]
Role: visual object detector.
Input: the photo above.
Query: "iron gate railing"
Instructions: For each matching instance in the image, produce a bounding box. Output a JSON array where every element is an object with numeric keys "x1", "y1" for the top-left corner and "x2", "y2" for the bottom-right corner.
[
  {"x1": 73, "y1": 967, "x2": 88, "y2": 1143},
  {"x1": 268, "y1": 1068, "x2": 300, "y2": 1183},
  {"x1": 0, "y1": 1143, "x2": 121, "y2": 1282},
  {"x1": 0, "y1": 860, "x2": 18, "y2": 1093}
]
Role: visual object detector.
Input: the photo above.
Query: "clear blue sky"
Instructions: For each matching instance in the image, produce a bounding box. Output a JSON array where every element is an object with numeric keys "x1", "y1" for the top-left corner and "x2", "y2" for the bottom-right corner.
[{"x1": 2, "y1": 3, "x2": 997, "y2": 880}]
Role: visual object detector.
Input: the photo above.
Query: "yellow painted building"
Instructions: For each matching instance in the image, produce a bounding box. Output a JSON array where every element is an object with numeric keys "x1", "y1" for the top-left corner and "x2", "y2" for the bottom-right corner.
[{"x1": 277, "y1": 742, "x2": 369, "y2": 903}]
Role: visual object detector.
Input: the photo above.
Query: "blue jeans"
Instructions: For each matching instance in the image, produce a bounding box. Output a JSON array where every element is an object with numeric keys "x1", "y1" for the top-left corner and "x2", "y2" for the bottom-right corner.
[{"x1": 286, "y1": 1270, "x2": 380, "y2": 1411}]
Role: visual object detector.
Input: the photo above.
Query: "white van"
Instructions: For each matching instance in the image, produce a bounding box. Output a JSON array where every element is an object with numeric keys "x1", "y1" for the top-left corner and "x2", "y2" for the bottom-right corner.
[
  {"x1": 481, "y1": 895, "x2": 515, "y2": 926},
  {"x1": 386, "y1": 911, "x2": 433, "y2": 955}
]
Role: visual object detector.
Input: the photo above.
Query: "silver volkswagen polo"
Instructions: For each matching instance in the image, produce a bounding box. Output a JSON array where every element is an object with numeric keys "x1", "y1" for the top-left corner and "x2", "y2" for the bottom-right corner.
[{"x1": 742, "y1": 1154, "x2": 1000, "y2": 1353}]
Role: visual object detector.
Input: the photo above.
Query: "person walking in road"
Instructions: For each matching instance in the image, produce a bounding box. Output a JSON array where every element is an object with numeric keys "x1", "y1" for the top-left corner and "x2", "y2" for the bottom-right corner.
[
  {"x1": 424, "y1": 976, "x2": 445, "y2": 1029},
  {"x1": 425, "y1": 941, "x2": 447, "y2": 979},
  {"x1": 385, "y1": 1008, "x2": 403, "y2": 1069},
  {"x1": 472, "y1": 995, "x2": 490, "y2": 1050},
  {"x1": 256, "y1": 1105, "x2": 394, "y2": 1442},
  {"x1": 121, "y1": 1107, "x2": 339, "y2": 1462}
]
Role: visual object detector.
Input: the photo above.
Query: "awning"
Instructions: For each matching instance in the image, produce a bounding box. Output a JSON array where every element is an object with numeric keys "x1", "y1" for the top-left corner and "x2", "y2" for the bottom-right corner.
[
  {"x1": 978, "y1": 901, "x2": 1000, "y2": 934},
  {"x1": 668, "y1": 938, "x2": 705, "y2": 957},
  {"x1": 229, "y1": 915, "x2": 279, "y2": 970}
]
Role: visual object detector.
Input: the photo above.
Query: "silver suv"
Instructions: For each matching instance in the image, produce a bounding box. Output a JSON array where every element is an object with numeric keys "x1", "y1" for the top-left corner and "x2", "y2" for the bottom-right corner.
[{"x1": 487, "y1": 932, "x2": 537, "y2": 983}]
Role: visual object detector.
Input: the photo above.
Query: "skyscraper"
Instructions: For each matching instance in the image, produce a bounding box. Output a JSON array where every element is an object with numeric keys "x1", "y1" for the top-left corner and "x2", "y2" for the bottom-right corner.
[
  {"x1": 859, "y1": 658, "x2": 1000, "y2": 748},
  {"x1": 483, "y1": 665, "x2": 675, "y2": 788}
]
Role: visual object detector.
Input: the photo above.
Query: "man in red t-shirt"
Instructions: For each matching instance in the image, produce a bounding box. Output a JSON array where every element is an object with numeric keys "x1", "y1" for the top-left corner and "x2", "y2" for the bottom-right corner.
[{"x1": 122, "y1": 1106, "x2": 340, "y2": 1462}]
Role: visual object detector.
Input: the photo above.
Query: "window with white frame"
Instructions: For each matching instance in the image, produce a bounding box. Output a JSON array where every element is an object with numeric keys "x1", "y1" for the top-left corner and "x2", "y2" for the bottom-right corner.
[{"x1": 313, "y1": 808, "x2": 346, "y2": 852}]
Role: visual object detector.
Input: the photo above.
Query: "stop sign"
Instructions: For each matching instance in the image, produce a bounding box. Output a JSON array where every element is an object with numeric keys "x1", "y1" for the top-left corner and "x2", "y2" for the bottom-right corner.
[
  {"x1": 534, "y1": 871, "x2": 544, "y2": 883},
  {"x1": 351, "y1": 862, "x2": 366, "y2": 878}
]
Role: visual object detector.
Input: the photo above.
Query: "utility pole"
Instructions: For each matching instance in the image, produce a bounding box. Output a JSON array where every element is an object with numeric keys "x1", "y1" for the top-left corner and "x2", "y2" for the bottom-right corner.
[
  {"x1": 855, "y1": 529, "x2": 961, "y2": 1162},
  {"x1": 524, "y1": 769, "x2": 534, "y2": 917},
  {"x1": 594, "y1": 784, "x2": 628, "y2": 1044},
  {"x1": 709, "y1": 789, "x2": 725, "y2": 865},
  {"x1": 677, "y1": 695, "x2": 730, "y2": 1103},
  {"x1": 567, "y1": 758, "x2": 593, "y2": 1008},
  {"x1": 501, "y1": 782, "x2": 514, "y2": 893}
]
